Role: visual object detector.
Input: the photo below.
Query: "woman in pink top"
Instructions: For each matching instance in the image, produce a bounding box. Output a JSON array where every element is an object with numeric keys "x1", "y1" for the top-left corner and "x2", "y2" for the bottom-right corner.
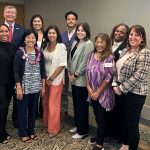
[{"x1": 42, "y1": 25, "x2": 67, "y2": 136}]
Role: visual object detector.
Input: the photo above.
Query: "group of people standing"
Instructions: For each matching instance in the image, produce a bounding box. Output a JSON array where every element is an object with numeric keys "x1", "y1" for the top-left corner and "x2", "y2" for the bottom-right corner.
[{"x1": 0, "y1": 5, "x2": 150, "y2": 150}]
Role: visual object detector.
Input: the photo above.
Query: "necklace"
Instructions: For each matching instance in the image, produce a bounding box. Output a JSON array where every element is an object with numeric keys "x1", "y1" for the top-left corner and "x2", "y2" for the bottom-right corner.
[
  {"x1": 20, "y1": 46, "x2": 41, "y2": 64},
  {"x1": 47, "y1": 42, "x2": 56, "y2": 52}
]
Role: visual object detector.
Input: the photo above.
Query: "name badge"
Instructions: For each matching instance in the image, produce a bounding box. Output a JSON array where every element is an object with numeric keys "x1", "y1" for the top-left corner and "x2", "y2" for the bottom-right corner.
[{"x1": 104, "y1": 63, "x2": 113, "y2": 67}]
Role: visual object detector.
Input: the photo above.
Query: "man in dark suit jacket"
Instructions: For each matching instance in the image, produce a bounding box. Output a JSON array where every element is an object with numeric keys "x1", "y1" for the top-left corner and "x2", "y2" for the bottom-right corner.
[
  {"x1": 60, "y1": 11, "x2": 78, "y2": 122},
  {"x1": 4, "y1": 5, "x2": 26, "y2": 128}
]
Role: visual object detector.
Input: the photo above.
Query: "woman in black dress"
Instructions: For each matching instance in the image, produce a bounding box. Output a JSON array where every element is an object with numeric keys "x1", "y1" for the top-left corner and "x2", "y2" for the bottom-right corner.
[{"x1": 0, "y1": 23, "x2": 16, "y2": 144}]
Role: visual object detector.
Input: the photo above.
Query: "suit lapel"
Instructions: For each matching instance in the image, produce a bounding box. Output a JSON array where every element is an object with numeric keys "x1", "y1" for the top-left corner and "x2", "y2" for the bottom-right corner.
[
  {"x1": 12, "y1": 24, "x2": 19, "y2": 42},
  {"x1": 72, "y1": 42, "x2": 84, "y2": 60},
  {"x1": 64, "y1": 31, "x2": 69, "y2": 41}
]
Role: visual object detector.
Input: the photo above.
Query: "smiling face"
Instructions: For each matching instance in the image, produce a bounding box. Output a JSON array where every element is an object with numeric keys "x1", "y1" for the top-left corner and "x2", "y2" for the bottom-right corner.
[
  {"x1": 0, "y1": 25, "x2": 9, "y2": 42},
  {"x1": 114, "y1": 25, "x2": 127, "y2": 42},
  {"x1": 24, "y1": 33, "x2": 36, "y2": 48},
  {"x1": 129, "y1": 28, "x2": 143, "y2": 49},
  {"x1": 95, "y1": 37, "x2": 107, "y2": 53},
  {"x1": 32, "y1": 17, "x2": 43, "y2": 31},
  {"x1": 47, "y1": 28, "x2": 57, "y2": 43},
  {"x1": 77, "y1": 25, "x2": 87, "y2": 41},
  {"x1": 66, "y1": 14, "x2": 77, "y2": 28},
  {"x1": 4, "y1": 7, "x2": 17, "y2": 24}
]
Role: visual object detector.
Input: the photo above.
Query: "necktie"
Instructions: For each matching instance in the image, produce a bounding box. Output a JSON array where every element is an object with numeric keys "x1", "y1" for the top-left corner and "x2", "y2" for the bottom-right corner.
[{"x1": 8, "y1": 24, "x2": 13, "y2": 42}]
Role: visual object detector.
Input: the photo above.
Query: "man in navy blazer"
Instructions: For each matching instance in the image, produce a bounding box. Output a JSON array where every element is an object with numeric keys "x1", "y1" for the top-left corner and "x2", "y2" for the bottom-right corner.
[
  {"x1": 4, "y1": 5, "x2": 26, "y2": 48},
  {"x1": 60, "y1": 11, "x2": 78, "y2": 122},
  {"x1": 4, "y1": 5, "x2": 26, "y2": 128}
]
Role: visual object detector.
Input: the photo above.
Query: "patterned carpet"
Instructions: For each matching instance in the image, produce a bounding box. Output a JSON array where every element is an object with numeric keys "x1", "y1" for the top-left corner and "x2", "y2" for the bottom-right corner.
[
  {"x1": 0, "y1": 100, "x2": 150, "y2": 150},
  {"x1": 0, "y1": 116, "x2": 149, "y2": 150}
]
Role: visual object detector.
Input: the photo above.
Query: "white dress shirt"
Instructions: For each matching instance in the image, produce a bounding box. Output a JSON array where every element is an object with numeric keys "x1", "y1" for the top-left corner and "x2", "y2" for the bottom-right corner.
[
  {"x1": 112, "y1": 41, "x2": 123, "y2": 52},
  {"x1": 68, "y1": 28, "x2": 76, "y2": 41}
]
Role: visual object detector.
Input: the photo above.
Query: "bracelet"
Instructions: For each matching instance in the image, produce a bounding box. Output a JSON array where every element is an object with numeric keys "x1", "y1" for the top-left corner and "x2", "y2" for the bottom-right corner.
[{"x1": 74, "y1": 73, "x2": 78, "y2": 78}]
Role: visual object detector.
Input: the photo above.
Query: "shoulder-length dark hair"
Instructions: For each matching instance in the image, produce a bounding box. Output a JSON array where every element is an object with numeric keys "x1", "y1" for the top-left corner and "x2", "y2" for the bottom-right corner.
[
  {"x1": 30, "y1": 14, "x2": 44, "y2": 32},
  {"x1": 110, "y1": 23, "x2": 129, "y2": 45},
  {"x1": 44, "y1": 24, "x2": 62, "y2": 44},
  {"x1": 22, "y1": 29, "x2": 38, "y2": 46},
  {"x1": 75, "y1": 22, "x2": 91, "y2": 42},
  {"x1": 128, "y1": 25, "x2": 147, "y2": 51},
  {"x1": 93, "y1": 33, "x2": 112, "y2": 60}
]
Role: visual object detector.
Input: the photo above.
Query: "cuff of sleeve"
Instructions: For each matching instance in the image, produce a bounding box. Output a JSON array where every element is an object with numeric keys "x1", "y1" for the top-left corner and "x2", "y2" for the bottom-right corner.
[
  {"x1": 59, "y1": 63, "x2": 67, "y2": 66},
  {"x1": 112, "y1": 82, "x2": 118, "y2": 86},
  {"x1": 119, "y1": 85, "x2": 126, "y2": 93}
]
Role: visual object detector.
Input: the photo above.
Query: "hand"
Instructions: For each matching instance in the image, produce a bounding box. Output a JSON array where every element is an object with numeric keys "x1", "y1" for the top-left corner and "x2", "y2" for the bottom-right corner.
[
  {"x1": 91, "y1": 91, "x2": 100, "y2": 101},
  {"x1": 87, "y1": 85, "x2": 94, "y2": 97},
  {"x1": 16, "y1": 88, "x2": 23, "y2": 100},
  {"x1": 113, "y1": 86, "x2": 122, "y2": 95},
  {"x1": 41, "y1": 86, "x2": 45, "y2": 97},
  {"x1": 46, "y1": 79, "x2": 51, "y2": 86},
  {"x1": 68, "y1": 73, "x2": 76, "y2": 82}
]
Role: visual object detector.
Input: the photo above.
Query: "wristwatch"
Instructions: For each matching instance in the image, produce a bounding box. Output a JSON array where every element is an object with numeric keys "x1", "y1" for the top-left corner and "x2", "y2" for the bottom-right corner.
[{"x1": 49, "y1": 78, "x2": 53, "y2": 81}]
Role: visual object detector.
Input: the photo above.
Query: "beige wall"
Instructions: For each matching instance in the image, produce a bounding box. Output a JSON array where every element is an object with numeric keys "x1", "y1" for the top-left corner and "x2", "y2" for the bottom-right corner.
[
  {"x1": 25, "y1": 0, "x2": 150, "y2": 120},
  {"x1": 25, "y1": 0, "x2": 150, "y2": 46},
  {"x1": 0, "y1": 0, "x2": 24, "y2": 4}
]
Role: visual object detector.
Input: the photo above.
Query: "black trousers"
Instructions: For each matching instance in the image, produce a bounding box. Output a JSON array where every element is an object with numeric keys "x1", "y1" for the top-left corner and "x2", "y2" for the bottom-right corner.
[
  {"x1": 105, "y1": 94, "x2": 122, "y2": 142},
  {"x1": 91, "y1": 100, "x2": 106, "y2": 145},
  {"x1": 12, "y1": 92, "x2": 18, "y2": 123},
  {"x1": 0, "y1": 84, "x2": 13, "y2": 142},
  {"x1": 61, "y1": 69, "x2": 69, "y2": 112},
  {"x1": 72, "y1": 85, "x2": 89, "y2": 135},
  {"x1": 120, "y1": 92, "x2": 146, "y2": 150},
  {"x1": 17, "y1": 92, "x2": 39, "y2": 137}
]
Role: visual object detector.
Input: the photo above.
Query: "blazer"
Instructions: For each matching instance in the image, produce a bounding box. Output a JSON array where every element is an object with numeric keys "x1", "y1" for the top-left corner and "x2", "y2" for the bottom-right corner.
[
  {"x1": 113, "y1": 40, "x2": 128, "y2": 62},
  {"x1": 115, "y1": 47, "x2": 150, "y2": 95},
  {"x1": 12, "y1": 23, "x2": 26, "y2": 48},
  {"x1": 68, "y1": 40, "x2": 94, "y2": 87},
  {"x1": 61, "y1": 31, "x2": 76, "y2": 53}
]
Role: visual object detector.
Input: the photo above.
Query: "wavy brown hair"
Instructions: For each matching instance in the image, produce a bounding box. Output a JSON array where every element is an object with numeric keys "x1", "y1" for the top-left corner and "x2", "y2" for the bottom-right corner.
[{"x1": 128, "y1": 25, "x2": 147, "y2": 51}]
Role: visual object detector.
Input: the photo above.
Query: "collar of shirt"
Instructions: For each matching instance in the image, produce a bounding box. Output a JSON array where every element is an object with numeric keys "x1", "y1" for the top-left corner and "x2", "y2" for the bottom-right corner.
[
  {"x1": 5, "y1": 21, "x2": 15, "y2": 33},
  {"x1": 112, "y1": 41, "x2": 123, "y2": 52},
  {"x1": 68, "y1": 28, "x2": 76, "y2": 41}
]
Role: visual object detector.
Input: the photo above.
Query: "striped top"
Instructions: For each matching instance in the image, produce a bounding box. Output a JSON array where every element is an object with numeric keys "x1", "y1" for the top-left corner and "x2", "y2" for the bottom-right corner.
[{"x1": 22, "y1": 52, "x2": 42, "y2": 94}]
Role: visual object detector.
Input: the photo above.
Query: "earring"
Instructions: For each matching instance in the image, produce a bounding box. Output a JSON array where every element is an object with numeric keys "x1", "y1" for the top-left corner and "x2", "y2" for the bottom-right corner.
[{"x1": 141, "y1": 41, "x2": 144, "y2": 46}]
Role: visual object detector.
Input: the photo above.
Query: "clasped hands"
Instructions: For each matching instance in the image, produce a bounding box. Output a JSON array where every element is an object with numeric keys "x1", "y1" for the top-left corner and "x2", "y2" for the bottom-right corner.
[
  {"x1": 68, "y1": 73, "x2": 76, "y2": 82},
  {"x1": 87, "y1": 86, "x2": 100, "y2": 101},
  {"x1": 113, "y1": 86, "x2": 122, "y2": 95}
]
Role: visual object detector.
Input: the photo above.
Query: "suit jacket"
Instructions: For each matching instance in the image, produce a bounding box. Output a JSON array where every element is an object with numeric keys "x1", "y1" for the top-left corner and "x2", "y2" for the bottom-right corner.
[
  {"x1": 61, "y1": 31, "x2": 76, "y2": 53},
  {"x1": 12, "y1": 23, "x2": 26, "y2": 49},
  {"x1": 68, "y1": 40, "x2": 94, "y2": 87},
  {"x1": 113, "y1": 40, "x2": 128, "y2": 62},
  {"x1": 115, "y1": 47, "x2": 150, "y2": 95}
]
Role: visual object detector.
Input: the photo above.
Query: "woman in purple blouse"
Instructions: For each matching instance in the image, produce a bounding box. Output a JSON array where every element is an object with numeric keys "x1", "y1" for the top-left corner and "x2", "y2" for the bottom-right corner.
[{"x1": 86, "y1": 33, "x2": 115, "y2": 150}]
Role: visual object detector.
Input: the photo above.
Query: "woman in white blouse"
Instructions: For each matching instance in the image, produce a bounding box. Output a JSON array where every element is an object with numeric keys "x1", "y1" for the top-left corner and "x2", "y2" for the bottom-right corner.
[
  {"x1": 42, "y1": 25, "x2": 67, "y2": 136},
  {"x1": 30, "y1": 14, "x2": 45, "y2": 117},
  {"x1": 30, "y1": 14, "x2": 45, "y2": 50}
]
